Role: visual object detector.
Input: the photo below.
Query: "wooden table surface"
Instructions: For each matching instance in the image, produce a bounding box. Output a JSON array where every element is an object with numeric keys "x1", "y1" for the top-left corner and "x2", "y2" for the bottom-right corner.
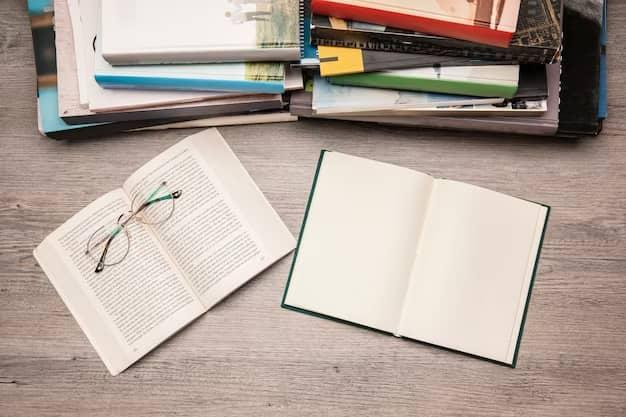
[{"x1": 1, "y1": 1, "x2": 625, "y2": 416}]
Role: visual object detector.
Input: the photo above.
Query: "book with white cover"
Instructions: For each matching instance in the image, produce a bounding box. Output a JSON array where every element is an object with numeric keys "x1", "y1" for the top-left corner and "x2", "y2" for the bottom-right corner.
[
  {"x1": 101, "y1": 0, "x2": 300, "y2": 64},
  {"x1": 34, "y1": 129, "x2": 296, "y2": 375},
  {"x1": 312, "y1": 76, "x2": 503, "y2": 115},
  {"x1": 283, "y1": 151, "x2": 549, "y2": 366},
  {"x1": 94, "y1": 33, "x2": 287, "y2": 94}
]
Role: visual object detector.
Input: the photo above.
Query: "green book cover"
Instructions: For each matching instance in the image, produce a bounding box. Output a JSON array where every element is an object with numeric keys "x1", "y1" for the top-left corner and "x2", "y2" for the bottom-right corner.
[
  {"x1": 328, "y1": 65, "x2": 520, "y2": 98},
  {"x1": 282, "y1": 150, "x2": 550, "y2": 367}
]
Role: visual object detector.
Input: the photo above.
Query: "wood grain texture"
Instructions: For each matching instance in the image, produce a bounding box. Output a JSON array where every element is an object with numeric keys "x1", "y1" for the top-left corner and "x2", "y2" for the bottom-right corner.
[{"x1": 1, "y1": 0, "x2": 625, "y2": 416}]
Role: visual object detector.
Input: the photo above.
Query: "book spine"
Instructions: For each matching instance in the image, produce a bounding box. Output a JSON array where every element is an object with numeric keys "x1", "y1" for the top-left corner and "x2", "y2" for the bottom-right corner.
[
  {"x1": 311, "y1": 0, "x2": 514, "y2": 48},
  {"x1": 311, "y1": 29, "x2": 554, "y2": 65}
]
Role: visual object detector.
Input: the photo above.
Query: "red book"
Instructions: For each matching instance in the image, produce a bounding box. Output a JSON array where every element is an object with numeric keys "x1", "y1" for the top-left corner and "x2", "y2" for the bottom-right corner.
[{"x1": 311, "y1": 0, "x2": 522, "y2": 48}]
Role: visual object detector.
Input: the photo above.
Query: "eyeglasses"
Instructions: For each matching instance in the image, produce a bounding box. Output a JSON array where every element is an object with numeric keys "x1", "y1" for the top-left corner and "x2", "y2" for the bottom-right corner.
[{"x1": 85, "y1": 181, "x2": 182, "y2": 273}]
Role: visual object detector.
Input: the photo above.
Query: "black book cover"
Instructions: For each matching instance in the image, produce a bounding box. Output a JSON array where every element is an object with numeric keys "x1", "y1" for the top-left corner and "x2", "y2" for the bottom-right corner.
[
  {"x1": 557, "y1": 0, "x2": 604, "y2": 136},
  {"x1": 311, "y1": 0, "x2": 562, "y2": 65}
]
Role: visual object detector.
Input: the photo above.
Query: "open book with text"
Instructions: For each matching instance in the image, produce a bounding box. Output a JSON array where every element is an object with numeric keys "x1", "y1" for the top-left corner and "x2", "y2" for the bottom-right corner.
[
  {"x1": 283, "y1": 151, "x2": 549, "y2": 366},
  {"x1": 34, "y1": 129, "x2": 295, "y2": 375}
]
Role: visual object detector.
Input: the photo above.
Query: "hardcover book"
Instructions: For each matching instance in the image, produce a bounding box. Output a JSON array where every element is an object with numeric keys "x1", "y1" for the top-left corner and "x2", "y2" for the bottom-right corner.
[
  {"x1": 101, "y1": 0, "x2": 300, "y2": 64},
  {"x1": 34, "y1": 129, "x2": 296, "y2": 375},
  {"x1": 311, "y1": 0, "x2": 562, "y2": 65},
  {"x1": 327, "y1": 65, "x2": 520, "y2": 98},
  {"x1": 283, "y1": 150, "x2": 549, "y2": 366},
  {"x1": 311, "y1": 0, "x2": 522, "y2": 47}
]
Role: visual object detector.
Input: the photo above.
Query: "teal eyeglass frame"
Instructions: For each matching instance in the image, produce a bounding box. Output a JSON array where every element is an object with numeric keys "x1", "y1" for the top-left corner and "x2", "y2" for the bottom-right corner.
[{"x1": 85, "y1": 181, "x2": 182, "y2": 273}]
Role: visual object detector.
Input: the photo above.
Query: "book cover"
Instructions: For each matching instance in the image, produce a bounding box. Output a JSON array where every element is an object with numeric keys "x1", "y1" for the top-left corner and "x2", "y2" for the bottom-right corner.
[
  {"x1": 317, "y1": 45, "x2": 502, "y2": 76},
  {"x1": 327, "y1": 65, "x2": 520, "y2": 98},
  {"x1": 93, "y1": 1, "x2": 286, "y2": 94},
  {"x1": 95, "y1": 49, "x2": 287, "y2": 94},
  {"x1": 556, "y1": 0, "x2": 603, "y2": 136},
  {"x1": 312, "y1": 76, "x2": 504, "y2": 114},
  {"x1": 101, "y1": 0, "x2": 300, "y2": 64},
  {"x1": 311, "y1": 0, "x2": 522, "y2": 47},
  {"x1": 311, "y1": 0, "x2": 561, "y2": 65}
]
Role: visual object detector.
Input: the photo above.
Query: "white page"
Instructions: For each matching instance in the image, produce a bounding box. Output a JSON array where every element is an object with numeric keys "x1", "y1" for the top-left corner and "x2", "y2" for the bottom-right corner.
[
  {"x1": 34, "y1": 190, "x2": 205, "y2": 375},
  {"x1": 284, "y1": 152, "x2": 434, "y2": 333},
  {"x1": 67, "y1": 0, "x2": 89, "y2": 106},
  {"x1": 122, "y1": 129, "x2": 295, "y2": 309},
  {"x1": 398, "y1": 179, "x2": 547, "y2": 364}
]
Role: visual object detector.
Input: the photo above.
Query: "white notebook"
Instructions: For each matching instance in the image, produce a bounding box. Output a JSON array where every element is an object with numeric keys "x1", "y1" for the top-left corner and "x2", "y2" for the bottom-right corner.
[
  {"x1": 100, "y1": 0, "x2": 301, "y2": 64},
  {"x1": 34, "y1": 129, "x2": 295, "y2": 375},
  {"x1": 283, "y1": 151, "x2": 549, "y2": 366}
]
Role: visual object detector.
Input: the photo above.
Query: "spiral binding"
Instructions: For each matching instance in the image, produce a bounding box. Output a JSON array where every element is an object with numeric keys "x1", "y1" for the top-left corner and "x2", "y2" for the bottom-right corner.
[{"x1": 299, "y1": 0, "x2": 307, "y2": 58}]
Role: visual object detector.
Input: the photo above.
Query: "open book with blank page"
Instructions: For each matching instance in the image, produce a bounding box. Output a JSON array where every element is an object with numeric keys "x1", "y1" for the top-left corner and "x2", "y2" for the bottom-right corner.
[
  {"x1": 34, "y1": 128, "x2": 295, "y2": 375},
  {"x1": 282, "y1": 151, "x2": 549, "y2": 366}
]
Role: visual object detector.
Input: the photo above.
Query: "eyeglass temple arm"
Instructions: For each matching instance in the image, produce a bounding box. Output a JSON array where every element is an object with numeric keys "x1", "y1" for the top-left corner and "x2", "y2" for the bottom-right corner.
[
  {"x1": 94, "y1": 227, "x2": 122, "y2": 273},
  {"x1": 143, "y1": 189, "x2": 182, "y2": 209}
]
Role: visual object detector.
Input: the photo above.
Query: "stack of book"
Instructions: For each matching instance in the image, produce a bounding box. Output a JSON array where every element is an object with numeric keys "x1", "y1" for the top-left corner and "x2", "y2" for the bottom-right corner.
[
  {"x1": 291, "y1": 0, "x2": 606, "y2": 137},
  {"x1": 29, "y1": 0, "x2": 304, "y2": 139},
  {"x1": 28, "y1": 0, "x2": 606, "y2": 139}
]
